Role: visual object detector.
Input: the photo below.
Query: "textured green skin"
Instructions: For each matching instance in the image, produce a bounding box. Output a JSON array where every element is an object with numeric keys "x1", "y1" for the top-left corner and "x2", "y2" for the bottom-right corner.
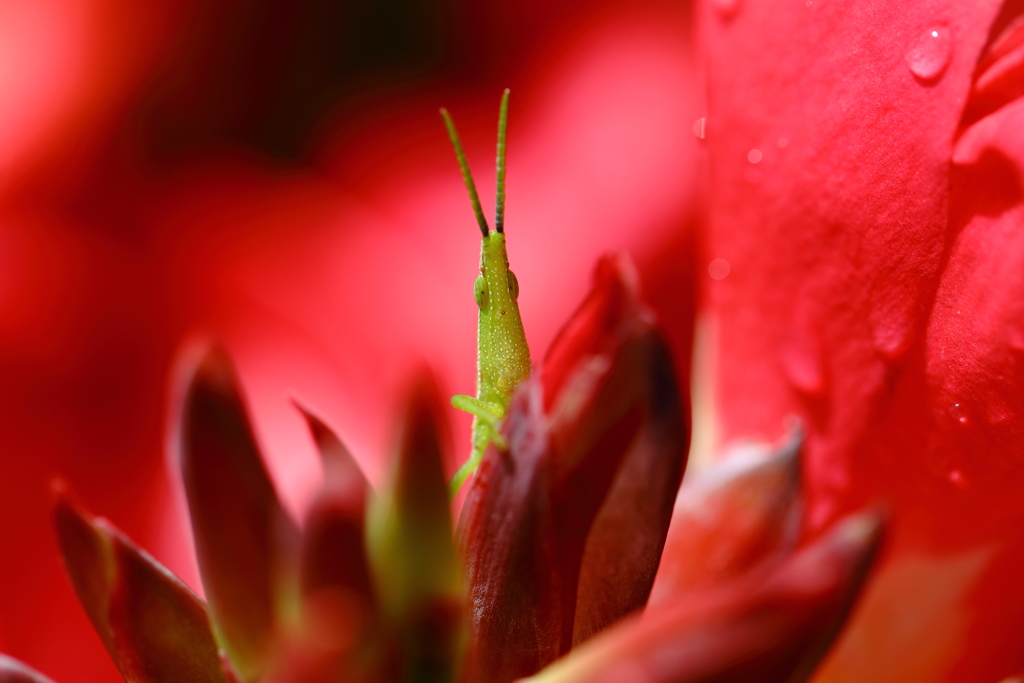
[{"x1": 449, "y1": 231, "x2": 531, "y2": 493}]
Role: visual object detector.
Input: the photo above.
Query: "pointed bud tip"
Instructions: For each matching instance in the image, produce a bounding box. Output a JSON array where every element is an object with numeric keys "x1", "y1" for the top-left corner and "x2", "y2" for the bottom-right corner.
[
  {"x1": 191, "y1": 344, "x2": 237, "y2": 394},
  {"x1": 0, "y1": 655, "x2": 58, "y2": 683},
  {"x1": 291, "y1": 398, "x2": 336, "y2": 452},
  {"x1": 776, "y1": 418, "x2": 804, "y2": 462},
  {"x1": 50, "y1": 480, "x2": 93, "y2": 532},
  {"x1": 49, "y1": 477, "x2": 68, "y2": 494},
  {"x1": 542, "y1": 252, "x2": 652, "y2": 409},
  {"x1": 49, "y1": 477, "x2": 70, "y2": 501},
  {"x1": 596, "y1": 251, "x2": 639, "y2": 289},
  {"x1": 832, "y1": 508, "x2": 887, "y2": 550}
]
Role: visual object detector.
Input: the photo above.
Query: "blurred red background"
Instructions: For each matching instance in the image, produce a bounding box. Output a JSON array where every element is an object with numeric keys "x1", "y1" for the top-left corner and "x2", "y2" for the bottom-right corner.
[
  {"x1": 0, "y1": 1, "x2": 699, "y2": 681},
  {"x1": 9, "y1": 0, "x2": 1024, "y2": 681}
]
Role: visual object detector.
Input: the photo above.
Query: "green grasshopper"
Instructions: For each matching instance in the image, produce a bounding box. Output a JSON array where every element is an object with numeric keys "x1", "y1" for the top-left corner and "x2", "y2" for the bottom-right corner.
[{"x1": 441, "y1": 90, "x2": 531, "y2": 496}]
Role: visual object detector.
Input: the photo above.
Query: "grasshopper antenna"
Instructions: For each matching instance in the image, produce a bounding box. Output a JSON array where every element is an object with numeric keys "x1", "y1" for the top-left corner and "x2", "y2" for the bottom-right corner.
[
  {"x1": 441, "y1": 107, "x2": 489, "y2": 239},
  {"x1": 495, "y1": 89, "x2": 510, "y2": 234}
]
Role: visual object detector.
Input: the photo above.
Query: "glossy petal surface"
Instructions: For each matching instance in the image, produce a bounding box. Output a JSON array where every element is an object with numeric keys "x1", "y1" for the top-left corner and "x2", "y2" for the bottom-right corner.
[{"x1": 701, "y1": 0, "x2": 1024, "y2": 678}]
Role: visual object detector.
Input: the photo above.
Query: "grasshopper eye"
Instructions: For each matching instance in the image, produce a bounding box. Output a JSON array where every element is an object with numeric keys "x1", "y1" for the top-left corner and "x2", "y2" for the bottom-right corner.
[
  {"x1": 474, "y1": 274, "x2": 489, "y2": 310},
  {"x1": 507, "y1": 269, "x2": 520, "y2": 302}
]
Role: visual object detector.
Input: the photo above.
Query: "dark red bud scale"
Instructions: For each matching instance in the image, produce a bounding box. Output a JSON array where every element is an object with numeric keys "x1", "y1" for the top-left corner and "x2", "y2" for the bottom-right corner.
[
  {"x1": 52, "y1": 484, "x2": 227, "y2": 683},
  {"x1": 178, "y1": 346, "x2": 300, "y2": 682}
]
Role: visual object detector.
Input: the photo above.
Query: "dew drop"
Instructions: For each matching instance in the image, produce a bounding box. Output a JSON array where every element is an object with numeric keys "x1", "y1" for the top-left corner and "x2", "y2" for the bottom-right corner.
[
  {"x1": 948, "y1": 469, "x2": 967, "y2": 487},
  {"x1": 708, "y1": 258, "x2": 730, "y2": 280},
  {"x1": 950, "y1": 402, "x2": 969, "y2": 425},
  {"x1": 782, "y1": 323, "x2": 826, "y2": 398},
  {"x1": 747, "y1": 149, "x2": 762, "y2": 164},
  {"x1": 906, "y1": 26, "x2": 952, "y2": 82},
  {"x1": 805, "y1": 0, "x2": 812, "y2": 6},
  {"x1": 777, "y1": 137, "x2": 788, "y2": 148},
  {"x1": 869, "y1": 290, "x2": 920, "y2": 362},
  {"x1": 784, "y1": 348, "x2": 823, "y2": 395},
  {"x1": 693, "y1": 117, "x2": 706, "y2": 139},
  {"x1": 712, "y1": 0, "x2": 741, "y2": 19}
]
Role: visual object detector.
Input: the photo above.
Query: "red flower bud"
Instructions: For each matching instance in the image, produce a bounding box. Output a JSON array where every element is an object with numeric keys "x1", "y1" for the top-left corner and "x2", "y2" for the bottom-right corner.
[
  {"x1": 265, "y1": 406, "x2": 383, "y2": 683},
  {"x1": 458, "y1": 254, "x2": 689, "y2": 683},
  {"x1": 52, "y1": 483, "x2": 226, "y2": 683},
  {"x1": 177, "y1": 346, "x2": 300, "y2": 682},
  {"x1": 365, "y1": 371, "x2": 465, "y2": 682},
  {"x1": 650, "y1": 430, "x2": 803, "y2": 603},
  {"x1": 525, "y1": 511, "x2": 884, "y2": 683},
  {"x1": 295, "y1": 404, "x2": 375, "y2": 613}
]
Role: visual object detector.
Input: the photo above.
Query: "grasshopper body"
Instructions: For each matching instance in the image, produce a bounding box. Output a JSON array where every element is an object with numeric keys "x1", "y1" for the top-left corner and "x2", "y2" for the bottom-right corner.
[{"x1": 442, "y1": 91, "x2": 531, "y2": 494}]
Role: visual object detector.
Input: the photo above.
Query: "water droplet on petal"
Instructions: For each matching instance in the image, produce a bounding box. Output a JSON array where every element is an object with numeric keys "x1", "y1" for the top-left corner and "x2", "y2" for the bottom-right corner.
[
  {"x1": 906, "y1": 26, "x2": 952, "y2": 82},
  {"x1": 784, "y1": 349, "x2": 823, "y2": 395},
  {"x1": 777, "y1": 137, "x2": 788, "y2": 148},
  {"x1": 782, "y1": 326, "x2": 826, "y2": 397},
  {"x1": 712, "y1": 0, "x2": 741, "y2": 19},
  {"x1": 869, "y1": 287, "x2": 920, "y2": 362},
  {"x1": 948, "y1": 469, "x2": 967, "y2": 487},
  {"x1": 747, "y1": 149, "x2": 762, "y2": 163},
  {"x1": 950, "y1": 402, "x2": 969, "y2": 425},
  {"x1": 693, "y1": 117, "x2": 706, "y2": 139},
  {"x1": 708, "y1": 258, "x2": 730, "y2": 280}
]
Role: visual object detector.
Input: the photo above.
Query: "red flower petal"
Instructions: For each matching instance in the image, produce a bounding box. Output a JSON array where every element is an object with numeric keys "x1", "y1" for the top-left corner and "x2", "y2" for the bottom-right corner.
[
  {"x1": 524, "y1": 511, "x2": 884, "y2": 683},
  {"x1": 365, "y1": 371, "x2": 464, "y2": 681},
  {"x1": 458, "y1": 254, "x2": 688, "y2": 682},
  {"x1": 702, "y1": 1, "x2": 1024, "y2": 675},
  {"x1": 177, "y1": 346, "x2": 300, "y2": 682},
  {"x1": 52, "y1": 485, "x2": 226, "y2": 683},
  {"x1": 649, "y1": 430, "x2": 802, "y2": 604}
]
